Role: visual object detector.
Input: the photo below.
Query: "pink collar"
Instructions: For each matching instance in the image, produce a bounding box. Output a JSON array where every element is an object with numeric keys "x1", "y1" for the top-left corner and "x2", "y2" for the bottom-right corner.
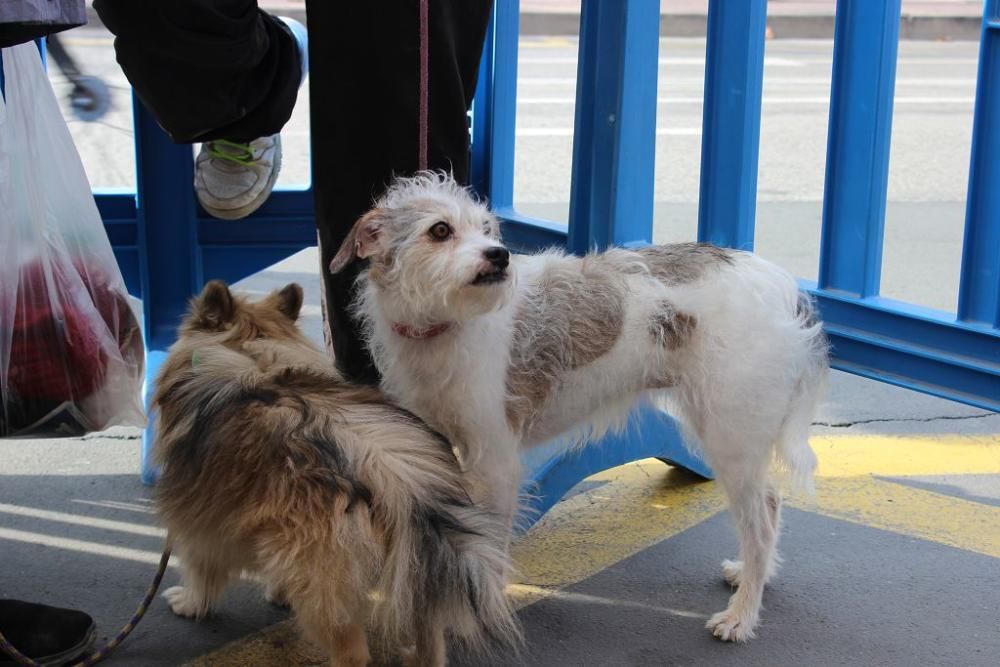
[{"x1": 391, "y1": 322, "x2": 452, "y2": 340}]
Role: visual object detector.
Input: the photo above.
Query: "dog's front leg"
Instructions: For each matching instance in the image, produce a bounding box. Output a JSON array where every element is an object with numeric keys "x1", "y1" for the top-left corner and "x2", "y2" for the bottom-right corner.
[{"x1": 162, "y1": 549, "x2": 230, "y2": 619}]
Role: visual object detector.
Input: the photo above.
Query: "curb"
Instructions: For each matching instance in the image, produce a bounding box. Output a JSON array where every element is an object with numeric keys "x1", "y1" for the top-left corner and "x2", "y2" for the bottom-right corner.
[
  {"x1": 520, "y1": 12, "x2": 982, "y2": 40},
  {"x1": 85, "y1": 8, "x2": 982, "y2": 42}
]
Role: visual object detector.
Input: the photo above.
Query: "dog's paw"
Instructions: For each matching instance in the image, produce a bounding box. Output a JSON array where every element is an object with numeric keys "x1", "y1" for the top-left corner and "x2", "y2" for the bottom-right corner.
[
  {"x1": 721, "y1": 559, "x2": 743, "y2": 587},
  {"x1": 163, "y1": 585, "x2": 204, "y2": 619},
  {"x1": 263, "y1": 584, "x2": 290, "y2": 608},
  {"x1": 398, "y1": 644, "x2": 418, "y2": 667},
  {"x1": 706, "y1": 607, "x2": 757, "y2": 643}
]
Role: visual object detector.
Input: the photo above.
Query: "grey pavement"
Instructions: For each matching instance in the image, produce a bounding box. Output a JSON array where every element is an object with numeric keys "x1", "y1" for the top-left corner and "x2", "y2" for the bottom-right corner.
[{"x1": 512, "y1": 510, "x2": 1000, "y2": 667}]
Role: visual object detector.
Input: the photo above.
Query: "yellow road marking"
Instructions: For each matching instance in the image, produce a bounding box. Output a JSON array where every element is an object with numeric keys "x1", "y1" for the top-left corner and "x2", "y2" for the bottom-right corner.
[
  {"x1": 811, "y1": 435, "x2": 1000, "y2": 477},
  {"x1": 798, "y1": 477, "x2": 1000, "y2": 559},
  {"x1": 184, "y1": 621, "x2": 302, "y2": 667},
  {"x1": 511, "y1": 463, "x2": 725, "y2": 606},
  {"x1": 183, "y1": 434, "x2": 1000, "y2": 665}
]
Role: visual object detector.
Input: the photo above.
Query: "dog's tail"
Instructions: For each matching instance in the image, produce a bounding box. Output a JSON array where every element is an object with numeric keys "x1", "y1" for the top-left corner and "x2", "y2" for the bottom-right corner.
[
  {"x1": 362, "y1": 413, "x2": 520, "y2": 654},
  {"x1": 775, "y1": 291, "x2": 828, "y2": 494},
  {"x1": 407, "y1": 500, "x2": 521, "y2": 652}
]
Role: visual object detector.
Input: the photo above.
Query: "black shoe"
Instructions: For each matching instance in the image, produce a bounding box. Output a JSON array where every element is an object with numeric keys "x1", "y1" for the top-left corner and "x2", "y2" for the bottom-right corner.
[{"x1": 0, "y1": 599, "x2": 96, "y2": 666}]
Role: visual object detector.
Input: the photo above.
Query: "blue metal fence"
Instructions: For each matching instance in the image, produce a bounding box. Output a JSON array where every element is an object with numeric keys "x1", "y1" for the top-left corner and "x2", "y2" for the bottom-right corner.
[
  {"x1": 471, "y1": 0, "x2": 999, "y2": 516},
  {"x1": 474, "y1": 0, "x2": 999, "y2": 417},
  {"x1": 8, "y1": 0, "x2": 997, "y2": 517}
]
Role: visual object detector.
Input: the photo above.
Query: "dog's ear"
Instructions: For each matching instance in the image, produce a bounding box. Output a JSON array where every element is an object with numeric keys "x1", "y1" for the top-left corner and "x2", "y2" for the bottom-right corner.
[
  {"x1": 270, "y1": 283, "x2": 304, "y2": 321},
  {"x1": 329, "y1": 209, "x2": 385, "y2": 274},
  {"x1": 193, "y1": 280, "x2": 234, "y2": 328}
]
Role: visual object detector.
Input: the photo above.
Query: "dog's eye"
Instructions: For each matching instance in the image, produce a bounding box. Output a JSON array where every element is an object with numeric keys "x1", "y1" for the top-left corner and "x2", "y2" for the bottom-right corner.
[{"x1": 428, "y1": 221, "x2": 453, "y2": 241}]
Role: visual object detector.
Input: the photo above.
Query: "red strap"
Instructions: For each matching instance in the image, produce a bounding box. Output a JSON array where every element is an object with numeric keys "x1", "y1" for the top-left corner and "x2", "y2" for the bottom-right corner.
[
  {"x1": 392, "y1": 321, "x2": 451, "y2": 340},
  {"x1": 418, "y1": 0, "x2": 430, "y2": 170}
]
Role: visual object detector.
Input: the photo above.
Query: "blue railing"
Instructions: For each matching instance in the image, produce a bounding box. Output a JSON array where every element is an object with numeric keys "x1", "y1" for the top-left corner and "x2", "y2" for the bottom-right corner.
[
  {"x1": 7, "y1": 0, "x2": 998, "y2": 518},
  {"x1": 470, "y1": 0, "x2": 998, "y2": 516},
  {"x1": 473, "y1": 0, "x2": 999, "y2": 419}
]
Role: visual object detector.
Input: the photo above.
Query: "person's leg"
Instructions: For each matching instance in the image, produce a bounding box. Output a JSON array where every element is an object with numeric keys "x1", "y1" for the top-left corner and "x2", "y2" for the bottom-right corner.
[
  {"x1": 306, "y1": 0, "x2": 493, "y2": 383},
  {"x1": 93, "y1": 0, "x2": 306, "y2": 219},
  {"x1": 93, "y1": 0, "x2": 301, "y2": 143}
]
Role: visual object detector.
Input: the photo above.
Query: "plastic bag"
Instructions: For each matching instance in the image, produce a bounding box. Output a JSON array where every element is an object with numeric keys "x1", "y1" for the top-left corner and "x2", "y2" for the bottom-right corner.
[{"x1": 0, "y1": 42, "x2": 144, "y2": 437}]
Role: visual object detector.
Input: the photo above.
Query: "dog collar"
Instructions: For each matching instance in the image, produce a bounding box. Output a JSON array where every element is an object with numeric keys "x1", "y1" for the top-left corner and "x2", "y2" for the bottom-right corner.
[{"x1": 391, "y1": 322, "x2": 452, "y2": 340}]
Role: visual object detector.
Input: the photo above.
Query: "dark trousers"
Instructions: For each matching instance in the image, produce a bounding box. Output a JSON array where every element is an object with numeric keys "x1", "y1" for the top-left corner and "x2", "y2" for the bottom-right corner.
[{"x1": 92, "y1": 0, "x2": 493, "y2": 384}]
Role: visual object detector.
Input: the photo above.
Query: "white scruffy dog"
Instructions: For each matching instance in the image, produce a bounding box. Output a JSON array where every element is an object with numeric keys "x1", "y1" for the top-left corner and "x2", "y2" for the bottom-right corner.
[{"x1": 330, "y1": 172, "x2": 828, "y2": 643}]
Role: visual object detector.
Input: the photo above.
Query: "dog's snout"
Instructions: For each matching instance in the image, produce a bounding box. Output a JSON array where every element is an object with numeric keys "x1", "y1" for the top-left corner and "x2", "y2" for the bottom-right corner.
[{"x1": 483, "y1": 247, "x2": 510, "y2": 268}]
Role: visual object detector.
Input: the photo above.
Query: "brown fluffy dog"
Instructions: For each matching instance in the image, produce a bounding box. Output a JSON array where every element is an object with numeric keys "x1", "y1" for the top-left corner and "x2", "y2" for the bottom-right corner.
[{"x1": 152, "y1": 281, "x2": 518, "y2": 666}]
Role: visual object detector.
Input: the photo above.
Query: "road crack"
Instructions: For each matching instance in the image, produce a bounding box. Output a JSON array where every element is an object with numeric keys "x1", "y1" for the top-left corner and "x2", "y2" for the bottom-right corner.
[{"x1": 813, "y1": 412, "x2": 996, "y2": 429}]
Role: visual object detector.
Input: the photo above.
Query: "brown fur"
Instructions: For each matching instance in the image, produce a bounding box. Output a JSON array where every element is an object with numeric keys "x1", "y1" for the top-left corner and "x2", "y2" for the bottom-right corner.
[
  {"x1": 602, "y1": 243, "x2": 734, "y2": 284},
  {"x1": 648, "y1": 300, "x2": 698, "y2": 350},
  {"x1": 636, "y1": 243, "x2": 735, "y2": 283},
  {"x1": 504, "y1": 262, "x2": 627, "y2": 436},
  {"x1": 153, "y1": 281, "x2": 518, "y2": 666}
]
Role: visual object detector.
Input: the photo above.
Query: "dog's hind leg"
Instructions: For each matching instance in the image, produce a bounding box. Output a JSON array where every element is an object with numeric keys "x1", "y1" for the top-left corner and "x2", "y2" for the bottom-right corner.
[
  {"x1": 162, "y1": 550, "x2": 231, "y2": 619},
  {"x1": 692, "y1": 419, "x2": 782, "y2": 642},
  {"x1": 328, "y1": 623, "x2": 371, "y2": 667},
  {"x1": 720, "y1": 486, "x2": 782, "y2": 587},
  {"x1": 403, "y1": 616, "x2": 447, "y2": 667},
  {"x1": 294, "y1": 597, "x2": 371, "y2": 667},
  {"x1": 286, "y1": 567, "x2": 371, "y2": 667},
  {"x1": 705, "y1": 465, "x2": 781, "y2": 642},
  {"x1": 324, "y1": 622, "x2": 371, "y2": 667}
]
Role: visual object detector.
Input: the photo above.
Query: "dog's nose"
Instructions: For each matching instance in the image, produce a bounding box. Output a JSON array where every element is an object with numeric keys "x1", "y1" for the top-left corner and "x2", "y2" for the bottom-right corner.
[{"x1": 483, "y1": 247, "x2": 510, "y2": 269}]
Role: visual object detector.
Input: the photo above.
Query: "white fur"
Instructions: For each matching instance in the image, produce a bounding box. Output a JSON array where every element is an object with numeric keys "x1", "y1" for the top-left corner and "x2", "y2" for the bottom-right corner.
[{"x1": 335, "y1": 172, "x2": 829, "y2": 643}]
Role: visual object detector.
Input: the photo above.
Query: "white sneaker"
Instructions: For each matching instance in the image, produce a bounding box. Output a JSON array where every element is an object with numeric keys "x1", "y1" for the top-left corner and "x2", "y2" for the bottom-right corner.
[
  {"x1": 193, "y1": 17, "x2": 307, "y2": 221},
  {"x1": 195, "y1": 135, "x2": 282, "y2": 220}
]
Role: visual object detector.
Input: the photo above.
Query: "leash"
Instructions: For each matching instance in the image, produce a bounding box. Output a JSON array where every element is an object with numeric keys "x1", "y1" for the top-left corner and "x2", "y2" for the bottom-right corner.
[
  {"x1": 418, "y1": 0, "x2": 430, "y2": 171},
  {"x1": 0, "y1": 548, "x2": 172, "y2": 666}
]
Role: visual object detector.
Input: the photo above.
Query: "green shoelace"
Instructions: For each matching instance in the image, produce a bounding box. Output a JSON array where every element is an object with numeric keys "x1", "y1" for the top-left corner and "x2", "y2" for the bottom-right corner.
[{"x1": 207, "y1": 139, "x2": 258, "y2": 166}]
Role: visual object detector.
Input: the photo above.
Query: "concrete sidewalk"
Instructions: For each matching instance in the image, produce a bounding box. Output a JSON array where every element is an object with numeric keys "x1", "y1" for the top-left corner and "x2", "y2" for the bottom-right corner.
[
  {"x1": 81, "y1": 0, "x2": 989, "y2": 40},
  {"x1": 516, "y1": 0, "x2": 986, "y2": 40}
]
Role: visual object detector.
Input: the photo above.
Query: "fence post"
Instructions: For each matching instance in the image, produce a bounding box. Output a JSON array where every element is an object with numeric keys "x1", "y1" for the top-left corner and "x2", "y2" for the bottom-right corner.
[
  {"x1": 818, "y1": 0, "x2": 902, "y2": 297},
  {"x1": 697, "y1": 0, "x2": 768, "y2": 250},
  {"x1": 132, "y1": 98, "x2": 199, "y2": 483},
  {"x1": 957, "y1": 1, "x2": 1000, "y2": 327},
  {"x1": 471, "y1": 0, "x2": 520, "y2": 211},
  {"x1": 567, "y1": 0, "x2": 660, "y2": 253}
]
